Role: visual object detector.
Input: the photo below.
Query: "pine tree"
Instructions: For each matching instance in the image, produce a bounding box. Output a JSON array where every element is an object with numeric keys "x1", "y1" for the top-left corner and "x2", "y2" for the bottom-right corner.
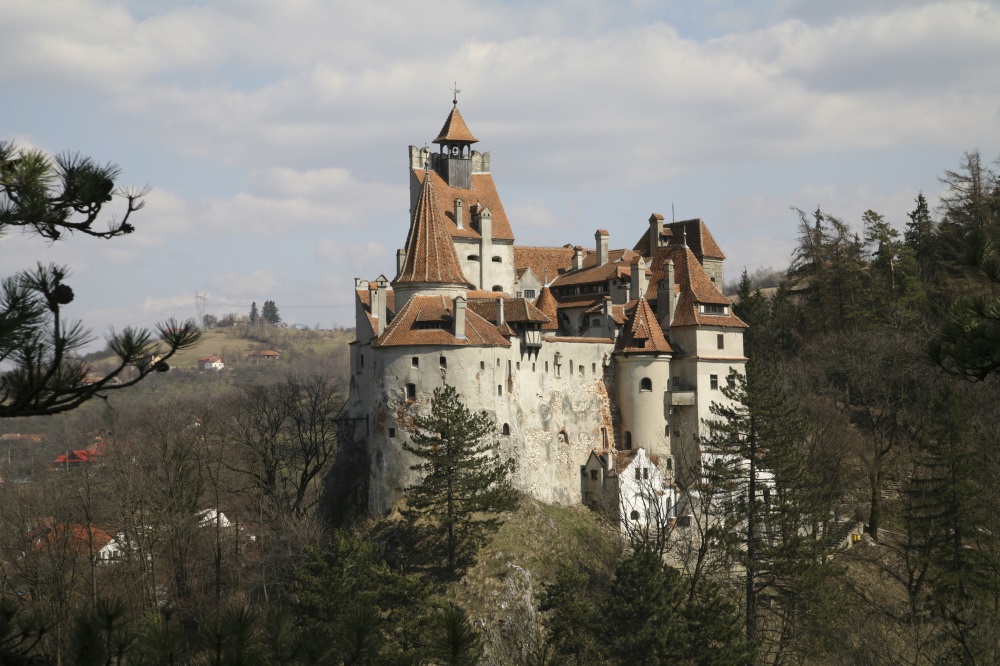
[
  {"x1": 905, "y1": 192, "x2": 936, "y2": 283},
  {"x1": 262, "y1": 299, "x2": 281, "y2": 325},
  {"x1": 248, "y1": 301, "x2": 259, "y2": 326},
  {"x1": 702, "y1": 358, "x2": 838, "y2": 663},
  {"x1": 787, "y1": 208, "x2": 867, "y2": 335},
  {"x1": 402, "y1": 385, "x2": 518, "y2": 576},
  {"x1": 903, "y1": 384, "x2": 1000, "y2": 662}
]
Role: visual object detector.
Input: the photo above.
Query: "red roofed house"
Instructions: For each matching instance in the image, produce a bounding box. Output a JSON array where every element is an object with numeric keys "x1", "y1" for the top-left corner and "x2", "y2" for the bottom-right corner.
[
  {"x1": 199, "y1": 356, "x2": 225, "y2": 371},
  {"x1": 345, "y1": 98, "x2": 746, "y2": 519}
]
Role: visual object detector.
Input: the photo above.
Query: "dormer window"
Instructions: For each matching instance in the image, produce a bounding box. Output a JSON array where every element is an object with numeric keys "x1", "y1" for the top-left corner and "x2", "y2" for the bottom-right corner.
[{"x1": 702, "y1": 304, "x2": 727, "y2": 315}]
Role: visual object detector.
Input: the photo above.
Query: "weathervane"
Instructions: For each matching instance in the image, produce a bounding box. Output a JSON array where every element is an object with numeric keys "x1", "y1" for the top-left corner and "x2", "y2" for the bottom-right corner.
[{"x1": 452, "y1": 82, "x2": 462, "y2": 105}]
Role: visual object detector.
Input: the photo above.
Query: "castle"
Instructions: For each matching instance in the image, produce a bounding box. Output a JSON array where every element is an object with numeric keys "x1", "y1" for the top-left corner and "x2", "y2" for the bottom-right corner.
[{"x1": 345, "y1": 99, "x2": 746, "y2": 521}]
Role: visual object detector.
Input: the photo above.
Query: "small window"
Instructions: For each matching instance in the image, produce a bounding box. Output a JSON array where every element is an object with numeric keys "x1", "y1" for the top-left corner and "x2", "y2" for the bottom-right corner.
[
  {"x1": 672, "y1": 376, "x2": 680, "y2": 390},
  {"x1": 643, "y1": 468, "x2": 649, "y2": 480},
  {"x1": 516, "y1": 362, "x2": 520, "y2": 370},
  {"x1": 480, "y1": 360, "x2": 485, "y2": 370},
  {"x1": 502, "y1": 423, "x2": 511, "y2": 436},
  {"x1": 545, "y1": 361, "x2": 549, "y2": 372},
  {"x1": 524, "y1": 289, "x2": 536, "y2": 299},
  {"x1": 727, "y1": 374, "x2": 737, "y2": 390},
  {"x1": 704, "y1": 304, "x2": 726, "y2": 315},
  {"x1": 630, "y1": 510, "x2": 640, "y2": 521},
  {"x1": 717, "y1": 333, "x2": 725, "y2": 350},
  {"x1": 635, "y1": 468, "x2": 641, "y2": 480},
  {"x1": 389, "y1": 428, "x2": 396, "y2": 438},
  {"x1": 492, "y1": 256, "x2": 502, "y2": 263},
  {"x1": 468, "y1": 254, "x2": 480, "y2": 261},
  {"x1": 579, "y1": 365, "x2": 584, "y2": 375},
  {"x1": 440, "y1": 356, "x2": 447, "y2": 368},
  {"x1": 639, "y1": 377, "x2": 652, "y2": 392},
  {"x1": 601, "y1": 427, "x2": 608, "y2": 448},
  {"x1": 666, "y1": 457, "x2": 673, "y2": 471},
  {"x1": 623, "y1": 432, "x2": 632, "y2": 450},
  {"x1": 710, "y1": 375, "x2": 719, "y2": 390},
  {"x1": 492, "y1": 285, "x2": 503, "y2": 292},
  {"x1": 532, "y1": 363, "x2": 536, "y2": 371},
  {"x1": 405, "y1": 383, "x2": 416, "y2": 401},
  {"x1": 590, "y1": 470, "x2": 599, "y2": 481},
  {"x1": 569, "y1": 363, "x2": 574, "y2": 375},
  {"x1": 592, "y1": 363, "x2": 596, "y2": 373},
  {"x1": 411, "y1": 357, "x2": 419, "y2": 368},
  {"x1": 592, "y1": 317, "x2": 601, "y2": 325},
  {"x1": 497, "y1": 358, "x2": 501, "y2": 367},
  {"x1": 498, "y1": 385, "x2": 503, "y2": 396}
]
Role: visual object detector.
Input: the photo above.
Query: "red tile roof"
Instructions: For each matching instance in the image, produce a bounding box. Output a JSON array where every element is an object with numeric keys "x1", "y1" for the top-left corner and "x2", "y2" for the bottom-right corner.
[
  {"x1": 467, "y1": 297, "x2": 550, "y2": 324},
  {"x1": 433, "y1": 103, "x2": 479, "y2": 144},
  {"x1": 633, "y1": 219, "x2": 726, "y2": 260},
  {"x1": 412, "y1": 168, "x2": 515, "y2": 241},
  {"x1": 615, "y1": 298, "x2": 674, "y2": 353},
  {"x1": 356, "y1": 285, "x2": 397, "y2": 332},
  {"x1": 395, "y1": 170, "x2": 474, "y2": 287},
  {"x1": 514, "y1": 246, "x2": 577, "y2": 285},
  {"x1": 646, "y1": 246, "x2": 747, "y2": 329},
  {"x1": 535, "y1": 286, "x2": 560, "y2": 331},
  {"x1": 373, "y1": 295, "x2": 510, "y2": 348}
]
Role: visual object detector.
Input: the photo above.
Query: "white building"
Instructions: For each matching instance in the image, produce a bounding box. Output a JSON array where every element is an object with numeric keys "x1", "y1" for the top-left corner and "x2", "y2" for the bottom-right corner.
[{"x1": 344, "y1": 100, "x2": 747, "y2": 516}]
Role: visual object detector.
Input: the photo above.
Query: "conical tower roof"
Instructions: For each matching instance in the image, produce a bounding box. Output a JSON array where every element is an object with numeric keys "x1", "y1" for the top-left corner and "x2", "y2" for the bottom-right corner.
[
  {"x1": 433, "y1": 102, "x2": 479, "y2": 144},
  {"x1": 394, "y1": 170, "x2": 473, "y2": 287},
  {"x1": 615, "y1": 297, "x2": 673, "y2": 353},
  {"x1": 535, "y1": 285, "x2": 559, "y2": 331}
]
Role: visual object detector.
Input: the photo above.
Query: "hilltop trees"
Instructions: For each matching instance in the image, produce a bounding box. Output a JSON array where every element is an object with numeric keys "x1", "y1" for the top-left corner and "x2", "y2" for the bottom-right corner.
[
  {"x1": 402, "y1": 385, "x2": 518, "y2": 577},
  {"x1": 262, "y1": 300, "x2": 281, "y2": 325},
  {"x1": 0, "y1": 141, "x2": 199, "y2": 418}
]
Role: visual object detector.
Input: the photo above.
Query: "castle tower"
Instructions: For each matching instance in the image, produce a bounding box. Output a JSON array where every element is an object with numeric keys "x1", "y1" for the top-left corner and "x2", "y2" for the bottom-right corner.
[
  {"x1": 612, "y1": 296, "x2": 675, "y2": 474},
  {"x1": 392, "y1": 168, "x2": 474, "y2": 308},
  {"x1": 433, "y1": 99, "x2": 479, "y2": 190}
]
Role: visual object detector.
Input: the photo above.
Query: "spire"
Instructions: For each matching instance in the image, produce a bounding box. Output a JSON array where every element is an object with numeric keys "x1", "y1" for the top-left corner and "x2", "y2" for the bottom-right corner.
[
  {"x1": 394, "y1": 171, "x2": 472, "y2": 287},
  {"x1": 433, "y1": 104, "x2": 479, "y2": 145},
  {"x1": 535, "y1": 285, "x2": 559, "y2": 331}
]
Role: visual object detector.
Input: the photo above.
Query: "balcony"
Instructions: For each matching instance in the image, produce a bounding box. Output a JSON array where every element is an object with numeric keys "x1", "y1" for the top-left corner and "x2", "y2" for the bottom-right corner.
[
  {"x1": 667, "y1": 390, "x2": 696, "y2": 406},
  {"x1": 522, "y1": 329, "x2": 542, "y2": 348}
]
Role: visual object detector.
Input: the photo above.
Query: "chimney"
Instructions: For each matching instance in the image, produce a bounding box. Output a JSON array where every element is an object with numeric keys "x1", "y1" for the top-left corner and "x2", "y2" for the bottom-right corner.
[
  {"x1": 496, "y1": 297, "x2": 505, "y2": 326},
  {"x1": 396, "y1": 249, "x2": 407, "y2": 277},
  {"x1": 473, "y1": 204, "x2": 492, "y2": 238},
  {"x1": 375, "y1": 275, "x2": 389, "y2": 335},
  {"x1": 454, "y1": 198, "x2": 464, "y2": 230},
  {"x1": 573, "y1": 246, "x2": 585, "y2": 271},
  {"x1": 648, "y1": 213, "x2": 664, "y2": 250},
  {"x1": 657, "y1": 258, "x2": 676, "y2": 328},
  {"x1": 629, "y1": 258, "x2": 648, "y2": 301},
  {"x1": 454, "y1": 296, "x2": 467, "y2": 340},
  {"x1": 595, "y1": 230, "x2": 609, "y2": 266},
  {"x1": 603, "y1": 295, "x2": 613, "y2": 318}
]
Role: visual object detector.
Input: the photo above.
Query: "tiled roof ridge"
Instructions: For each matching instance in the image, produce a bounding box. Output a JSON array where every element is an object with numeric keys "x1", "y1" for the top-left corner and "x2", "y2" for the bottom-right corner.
[
  {"x1": 433, "y1": 104, "x2": 479, "y2": 144},
  {"x1": 395, "y1": 170, "x2": 473, "y2": 287}
]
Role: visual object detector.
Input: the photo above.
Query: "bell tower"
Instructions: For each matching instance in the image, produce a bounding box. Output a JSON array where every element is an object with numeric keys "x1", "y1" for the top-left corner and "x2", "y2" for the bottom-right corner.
[{"x1": 432, "y1": 86, "x2": 478, "y2": 189}]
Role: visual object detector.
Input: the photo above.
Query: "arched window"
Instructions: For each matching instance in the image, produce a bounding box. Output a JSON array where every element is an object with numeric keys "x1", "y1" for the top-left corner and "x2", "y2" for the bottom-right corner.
[
  {"x1": 468, "y1": 254, "x2": 480, "y2": 261},
  {"x1": 630, "y1": 510, "x2": 640, "y2": 521},
  {"x1": 639, "y1": 377, "x2": 652, "y2": 392},
  {"x1": 502, "y1": 423, "x2": 511, "y2": 436},
  {"x1": 492, "y1": 285, "x2": 503, "y2": 292},
  {"x1": 492, "y1": 256, "x2": 502, "y2": 263}
]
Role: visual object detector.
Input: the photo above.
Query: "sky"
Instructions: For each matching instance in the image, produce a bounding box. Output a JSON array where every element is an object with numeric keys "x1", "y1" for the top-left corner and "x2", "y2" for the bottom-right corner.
[{"x1": 2, "y1": 0, "x2": 999, "y2": 345}]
